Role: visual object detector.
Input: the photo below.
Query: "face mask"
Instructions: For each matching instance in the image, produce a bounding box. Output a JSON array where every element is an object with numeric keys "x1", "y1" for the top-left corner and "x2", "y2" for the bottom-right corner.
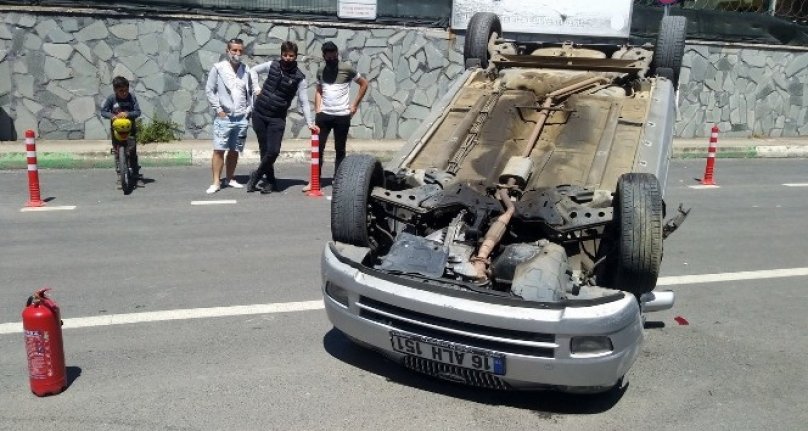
[
  {"x1": 280, "y1": 59, "x2": 297, "y2": 70},
  {"x1": 325, "y1": 59, "x2": 338, "y2": 67},
  {"x1": 228, "y1": 53, "x2": 242, "y2": 64}
]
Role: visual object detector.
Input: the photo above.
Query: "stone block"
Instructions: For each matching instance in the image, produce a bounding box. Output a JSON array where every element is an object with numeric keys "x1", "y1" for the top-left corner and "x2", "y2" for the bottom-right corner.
[
  {"x1": 14, "y1": 74, "x2": 34, "y2": 99},
  {"x1": 75, "y1": 43, "x2": 93, "y2": 62},
  {"x1": 225, "y1": 23, "x2": 242, "y2": 42},
  {"x1": 0, "y1": 62, "x2": 11, "y2": 96},
  {"x1": 348, "y1": 33, "x2": 366, "y2": 50},
  {"x1": 44, "y1": 24, "x2": 74, "y2": 44},
  {"x1": 253, "y1": 43, "x2": 280, "y2": 57},
  {"x1": 112, "y1": 63, "x2": 135, "y2": 81},
  {"x1": 163, "y1": 24, "x2": 182, "y2": 48},
  {"x1": 203, "y1": 39, "x2": 226, "y2": 54},
  {"x1": 425, "y1": 43, "x2": 448, "y2": 70},
  {"x1": 389, "y1": 31, "x2": 405, "y2": 45},
  {"x1": 408, "y1": 56, "x2": 420, "y2": 73},
  {"x1": 377, "y1": 68, "x2": 396, "y2": 97},
  {"x1": 398, "y1": 119, "x2": 420, "y2": 139},
  {"x1": 23, "y1": 33, "x2": 42, "y2": 51},
  {"x1": 180, "y1": 75, "x2": 199, "y2": 91},
  {"x1": 67, "y1": 96, "x2": 96, "y2": 122},
  {"x1": 404, "y1": 34, "x2": 427, "y2": 58},
  {"x1": 45, "y1": 81, "x2": 72, "y2": 100},
  {"x1": 14, "y1": 105, "x2": 37, "y2": 137},
  {"x1": 371, "y1": 88, "x2": 393, "y2": 114},
  {"x1": 140, "y1": 33, "x2": 160, "y2": 56},
  {"x1": 76, "y1": 21, "x2": 109, "y2": 42},
  {"x1": 110, "y1": 23, "x2": 139, "y2": 40},
  {"x1": 136, "y1": 59, "x2": 160, "y2": 77},
  {"x1": 22, "y1": 98, "x2": 43, "y2": 114},
  {"x1": 173, "y1": 90, "x2": 194, "y2": 112},
  {"x1": 84, "y1": 116, "x2": 107, "y2": 139},
  {"x1": 191, "y1": 22, "x2": 211, "y2": 47},
  {"x1": 198, "y1": 50, "x2": 221, "y2": 71},
  {"x1": 180, "y1": 26, "x2": 201, "y2": 57},
  {"x1": 17, "y1": 15, "x2": 36, "y2": 28},
  {"x1": 785, "y1": 54, "x2": 808, "y2": 76},
  {"x1": 115, "y1": 40, "x2": 143, "y2": 57},
  {"x1": 0, "y1": 24, "x2": 13, "y2": 40},
  {"x1": 44, "y1": 57, "x2": 71, "y2": 80},
  {"x1": 366, "y1": 38, "x2": 389, "y2": 48},
  {"x1": 93, "y1": 40, "x2": 114, "y2": 61},
  {"x1": 385, "y1": 112, "x2": 399, "y2": 139},
  {"x1": 119, "y1": 53, "x2": 149, "y2": 74},
  {"x1": 60, "y1": 17, "x2": 79, "y2": 33},
  {"x1": 143, "y1": 74, "x2": 167, "y2": 94},
  {"x1": 70, "y1": 53, "x2": 97, "y2": 76},
  {"x1": 138, "y1": 20, "x2": 163, "y2": 35},
  {"x1": 163, "y1": 52, "x2": 183, "y2": 74}
]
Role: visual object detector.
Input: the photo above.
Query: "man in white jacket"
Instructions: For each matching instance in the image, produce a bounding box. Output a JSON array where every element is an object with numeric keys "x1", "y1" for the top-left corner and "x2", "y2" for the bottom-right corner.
[{"x1": 204, "y1": 38, "x2": 253, "y2": 194}]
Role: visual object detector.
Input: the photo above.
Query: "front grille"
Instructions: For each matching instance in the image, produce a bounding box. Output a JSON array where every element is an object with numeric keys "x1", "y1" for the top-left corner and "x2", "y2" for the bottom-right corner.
[
  {"x1": 359, "y1": 296, "x2": 556, "y2": 358},
  {"x1": 403, "y1": 356, "x2": 512, "y2": 390}
]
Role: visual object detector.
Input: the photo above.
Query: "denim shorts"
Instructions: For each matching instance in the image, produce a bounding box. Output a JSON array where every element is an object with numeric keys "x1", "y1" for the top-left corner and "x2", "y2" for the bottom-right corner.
[{"x1": 213, "y1": 114, "x2": 249, "y2": 152}]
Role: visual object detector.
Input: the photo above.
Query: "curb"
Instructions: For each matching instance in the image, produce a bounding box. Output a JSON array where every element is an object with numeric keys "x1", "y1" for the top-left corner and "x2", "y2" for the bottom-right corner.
[
  {"x1": 0, "y1": 146, "x2": 806, "y2": 170},
  {"x1": 0, "y1": 151, "x2": 193, "y2": 170}
]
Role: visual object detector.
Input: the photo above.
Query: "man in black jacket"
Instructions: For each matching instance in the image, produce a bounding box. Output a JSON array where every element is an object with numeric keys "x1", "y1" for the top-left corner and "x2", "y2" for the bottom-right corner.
[{"x1": 248, "y1": 41, "x2": 319, "y2": 193}]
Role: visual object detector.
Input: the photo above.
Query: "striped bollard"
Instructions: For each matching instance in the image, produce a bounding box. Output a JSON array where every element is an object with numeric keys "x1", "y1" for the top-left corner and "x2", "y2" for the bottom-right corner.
[
  {"x1": 25, "y1": 130, "x2": 44, "y2": 207},
  {"x1": 700, "y1": 124, "x2": 718, "y2": 186},
  {"x1": 306, "y1": 134, "x2": 323, "y2": 197}
]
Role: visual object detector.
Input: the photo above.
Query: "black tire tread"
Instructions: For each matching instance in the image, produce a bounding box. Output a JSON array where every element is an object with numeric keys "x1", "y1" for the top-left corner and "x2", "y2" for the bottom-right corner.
[
  {"x1": 614, "y1": 173, "x2": 663, "y2": 296},
  {"x1": 463, "y1": 12, "x2": 501, "y2": 69},
  {"x1": 118, "y1": 147, "x2": 131, "y2": 195},
  {"x1": 653, "y1": 15, "x2": 687, "y2": 86},
  {"x1": 331, "y1": 154, "x2": 383, "y2": 247}
]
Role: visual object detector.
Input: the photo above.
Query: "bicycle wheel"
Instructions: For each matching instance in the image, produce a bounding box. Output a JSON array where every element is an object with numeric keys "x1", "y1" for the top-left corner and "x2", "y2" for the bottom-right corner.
[{"x1": 118, "y1": 146, "x2": 131, "y2": 195}]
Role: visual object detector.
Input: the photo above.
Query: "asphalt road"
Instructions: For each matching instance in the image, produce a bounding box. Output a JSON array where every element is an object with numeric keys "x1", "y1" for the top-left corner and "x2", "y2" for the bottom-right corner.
[{"x1": 0, "y1": 160, "x2": 806, "y2": 431}]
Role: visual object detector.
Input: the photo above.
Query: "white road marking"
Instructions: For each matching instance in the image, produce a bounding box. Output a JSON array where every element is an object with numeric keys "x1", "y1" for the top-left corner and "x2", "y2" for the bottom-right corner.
[
  {"x1": 688, "y1": 185, "x2": 720, "y2": 189},
  {"x1": 657, "y1": 267, "x2": 808, "y2": 286},
  {"x1": 783, "y1": 183, "x2": 808, "y2": 187},
  {"x1": 20, "y1": 205, "x2": 77, "y2": 212},
  {"x1": 0, "y1": 300, "x2": 324, "y2": 335},
  {"x1": 191, "y1": 200, "x2": 237, "y2": 205},
  {"x1": 3, "y1": 267, "x2": 808, "y2": 335}
]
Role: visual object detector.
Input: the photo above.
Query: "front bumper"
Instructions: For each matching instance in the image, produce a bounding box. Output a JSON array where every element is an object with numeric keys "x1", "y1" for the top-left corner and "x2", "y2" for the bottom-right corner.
[{"x1": 322, "y1": 243, "x2": 645, "y2": 392}]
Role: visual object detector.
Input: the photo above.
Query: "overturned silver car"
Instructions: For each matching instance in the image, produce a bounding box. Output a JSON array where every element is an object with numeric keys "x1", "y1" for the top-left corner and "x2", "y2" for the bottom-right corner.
[{"x1": 322, "y1": 10, "x2": 689, "y2": 392}]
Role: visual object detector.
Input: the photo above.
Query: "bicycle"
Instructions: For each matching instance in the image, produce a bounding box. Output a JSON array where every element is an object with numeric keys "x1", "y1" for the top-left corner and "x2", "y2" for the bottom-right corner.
[{"x1": 112, "y1": 118, "x2": 135, "y2": 195}]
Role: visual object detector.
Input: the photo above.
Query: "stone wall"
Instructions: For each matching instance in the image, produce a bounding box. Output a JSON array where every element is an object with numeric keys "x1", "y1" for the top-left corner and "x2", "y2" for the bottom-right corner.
[
  {"x1": 677, "y1": 43, "x2": 808, "y2": 137},
  {"x1": 1, "y1": 10, "x2": 807, "y2": 141}
]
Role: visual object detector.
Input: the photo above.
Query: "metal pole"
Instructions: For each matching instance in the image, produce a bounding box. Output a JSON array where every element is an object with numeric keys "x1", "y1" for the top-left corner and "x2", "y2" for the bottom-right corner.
[{"x1": 768, "y1": 0, "x2": 777, "y2": 16}]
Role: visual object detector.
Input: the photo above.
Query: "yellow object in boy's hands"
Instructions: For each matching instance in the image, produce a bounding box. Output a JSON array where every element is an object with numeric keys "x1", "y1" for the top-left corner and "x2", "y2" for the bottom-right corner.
[{"x1": 112, "y1": 118, "x2": 132, "y2": 141}]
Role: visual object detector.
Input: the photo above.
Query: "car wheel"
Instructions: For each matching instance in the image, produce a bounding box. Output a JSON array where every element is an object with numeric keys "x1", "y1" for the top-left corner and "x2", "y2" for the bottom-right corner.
[
  {"x1": 331, "y1": 154, "x2": 385, "y2": 248},
  {"x1": 611, "y1": 173, "x2": 664, "y2": 296},
  {"x1": 652, "y1": 15, "x2": 687, "y2": 87},
  {"x1": 463, "y1": 12, "x2": 501, "y2": 69}
]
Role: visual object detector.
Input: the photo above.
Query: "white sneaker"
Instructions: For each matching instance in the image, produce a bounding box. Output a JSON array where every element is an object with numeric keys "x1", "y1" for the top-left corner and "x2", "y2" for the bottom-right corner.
[
  {"x1": 225, "y1": 178, "x2": 244, "y2": 189},
  {"x1": 206, "y1": 184, "x2": 220, "y2": 194}
]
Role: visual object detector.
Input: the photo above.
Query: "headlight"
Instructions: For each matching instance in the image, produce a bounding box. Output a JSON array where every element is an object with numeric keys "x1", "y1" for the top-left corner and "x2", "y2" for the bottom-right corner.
[
  {"x1": 570, "y1": 336, "x2": 613, "y2": 355},
  {"x1": 324, "y1": 282, "x2": 349, "y2": 307}
]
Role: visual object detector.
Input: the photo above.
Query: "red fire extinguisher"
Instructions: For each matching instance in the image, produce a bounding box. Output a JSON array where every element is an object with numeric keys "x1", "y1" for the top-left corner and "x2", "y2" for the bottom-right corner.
[{"x1": 22, "y1": 288, "x2": 66, "y2": 397}]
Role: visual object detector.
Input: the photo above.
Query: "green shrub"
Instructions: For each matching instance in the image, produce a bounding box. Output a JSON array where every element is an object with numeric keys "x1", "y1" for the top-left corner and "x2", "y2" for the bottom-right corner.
[{"x1": 136, "y1": 117, "x2": 183, "y2": 144}]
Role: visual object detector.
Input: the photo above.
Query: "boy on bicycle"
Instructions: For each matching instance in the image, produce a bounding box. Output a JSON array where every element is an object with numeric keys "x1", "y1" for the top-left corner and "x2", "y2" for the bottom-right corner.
[{"x1": 100, "y1": 76, "x2": 143, "y2": 186}]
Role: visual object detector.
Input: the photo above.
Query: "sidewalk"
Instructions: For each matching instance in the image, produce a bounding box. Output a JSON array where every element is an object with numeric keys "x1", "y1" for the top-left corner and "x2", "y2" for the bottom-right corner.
[{"x1": 1, "y1": 137, "x2": 807, "y2": 169}]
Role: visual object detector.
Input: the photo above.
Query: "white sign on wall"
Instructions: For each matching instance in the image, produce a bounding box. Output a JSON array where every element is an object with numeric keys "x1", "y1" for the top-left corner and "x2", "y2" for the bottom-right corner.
[
  {"x1": 338, "y1": 0, "x2": 378, "y2": 20},
  {"x1": 452, "y1": 0, "x2": 633, "y2": 39}
]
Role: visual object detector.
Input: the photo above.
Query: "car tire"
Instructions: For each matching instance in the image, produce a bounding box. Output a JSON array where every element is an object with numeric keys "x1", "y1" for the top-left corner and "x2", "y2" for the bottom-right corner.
[
  {"x1": 331, "y1": 154, "x2": 384, "y2": 248},
  {"x1": 611, "y1": 173, "x2": 664, "y2": 296},
  {"x1": 652, "y1": 15, "x2": 687, "y2": 87},
  {"x1": 463, "y1": 12, "x2": 501, "y2": 69}
]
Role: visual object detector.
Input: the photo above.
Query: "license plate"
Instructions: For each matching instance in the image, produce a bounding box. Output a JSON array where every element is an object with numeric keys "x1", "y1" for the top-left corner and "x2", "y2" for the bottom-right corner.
[{"x1": 390, "y1": 331, "x2": 506, "y2": 375}]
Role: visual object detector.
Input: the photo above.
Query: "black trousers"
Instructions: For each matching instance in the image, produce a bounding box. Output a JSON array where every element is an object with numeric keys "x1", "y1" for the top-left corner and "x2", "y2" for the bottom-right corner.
[
  {"x1": 252, "y1": 116, "x2": 286, "y2": 183},
  {"x1": 316, "y1": 113, "x2": 351, "y2": 177}
]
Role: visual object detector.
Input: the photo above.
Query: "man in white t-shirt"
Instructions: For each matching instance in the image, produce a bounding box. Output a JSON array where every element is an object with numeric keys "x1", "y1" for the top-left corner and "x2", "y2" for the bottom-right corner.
[{"x1": 305, "y1": 41, "x2": 369, "y2": 191}]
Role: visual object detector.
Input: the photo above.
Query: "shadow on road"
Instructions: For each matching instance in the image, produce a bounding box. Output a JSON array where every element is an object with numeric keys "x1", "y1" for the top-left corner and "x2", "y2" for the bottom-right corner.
[
  {"x1": 66, "y1": 366, "x2": 82, "y2": 389},
  {"x1": 322, "y1": 328, "x2": 626, "y2": 415}
]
